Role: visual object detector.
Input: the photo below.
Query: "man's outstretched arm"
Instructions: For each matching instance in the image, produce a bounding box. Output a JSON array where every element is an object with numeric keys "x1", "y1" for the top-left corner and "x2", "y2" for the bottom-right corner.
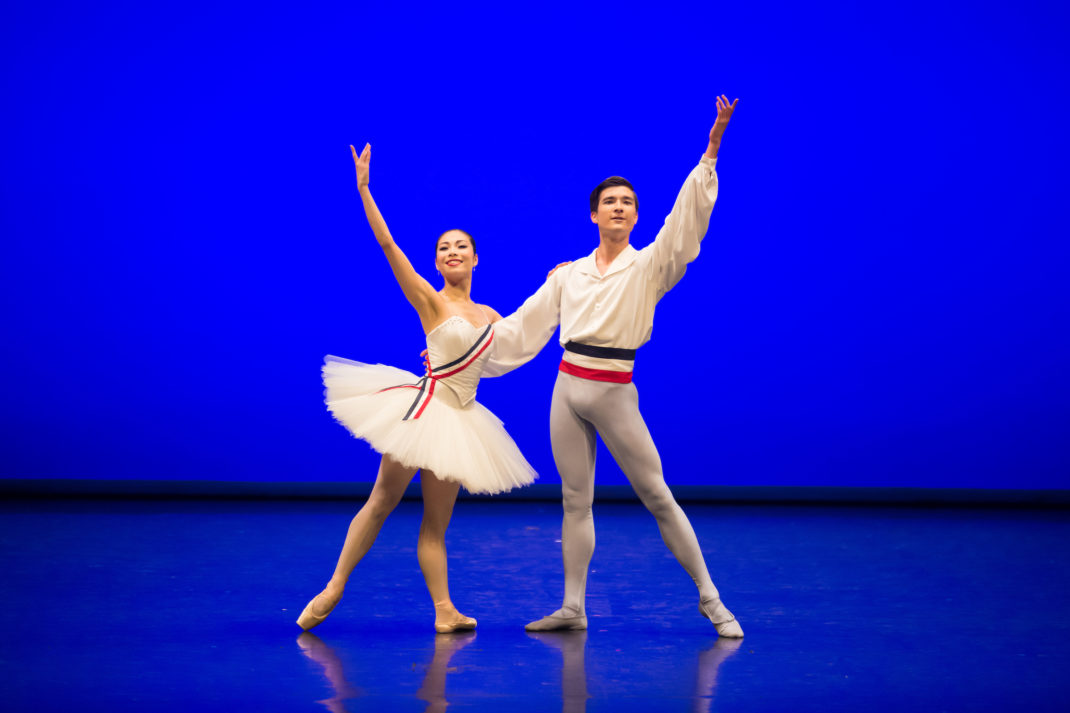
[
  {"x1": 705, "y1": 95, "x2": 738, "y2": 159},
  {"x1": 646, "y1": 95, "x2": 739, "y2": 298},
  {"x1": 481, "y1": 267, "x2": 566, "y2": 377}
]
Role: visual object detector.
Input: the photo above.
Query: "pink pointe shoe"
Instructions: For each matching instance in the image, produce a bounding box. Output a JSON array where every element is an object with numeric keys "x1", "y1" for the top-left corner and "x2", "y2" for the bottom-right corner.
[
  {"x1": 434, "y1": 613, "x2": 477, "y2": 634},
  {"x1": 297, "y1": 592, "x2": 341, "y2": 631}
]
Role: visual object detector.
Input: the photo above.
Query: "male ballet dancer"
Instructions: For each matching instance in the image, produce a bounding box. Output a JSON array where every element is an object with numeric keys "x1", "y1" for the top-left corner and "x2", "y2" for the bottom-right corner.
[{"x1": 484, "y1": 95, "x2": 743, "y2": 636}]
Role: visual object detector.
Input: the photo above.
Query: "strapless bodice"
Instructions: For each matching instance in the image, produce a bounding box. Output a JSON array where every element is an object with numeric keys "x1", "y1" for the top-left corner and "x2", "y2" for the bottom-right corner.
[{"x1": 425, "y1": 316, "x2": 495, "y2": 407}]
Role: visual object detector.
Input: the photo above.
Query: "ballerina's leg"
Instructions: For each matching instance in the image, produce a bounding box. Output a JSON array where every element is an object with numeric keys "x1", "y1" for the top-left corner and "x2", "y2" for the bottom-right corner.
[
  {"x1": 417, "y1": 469, "x2": 475, "y2": 632},
  {"x1": 297, "y1": 454, "x2": 417, "y2": 629},
  {"x1": 332, "y1": 454, "x2": 417, "y2": 580}
]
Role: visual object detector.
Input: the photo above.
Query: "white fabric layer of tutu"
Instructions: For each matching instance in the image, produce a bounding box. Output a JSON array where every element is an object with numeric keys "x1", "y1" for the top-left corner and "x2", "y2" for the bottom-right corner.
[{"x1": 322, "y1": 356, "x2": 537, "y2": 495}]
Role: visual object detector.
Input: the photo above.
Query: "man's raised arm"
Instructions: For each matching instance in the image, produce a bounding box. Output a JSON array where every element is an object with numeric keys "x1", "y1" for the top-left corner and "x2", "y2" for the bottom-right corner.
[
  {"x1": 645, "y1": 95, "x2": 738, "y2": 299},
  {"x1": 705, "y1": 94, "x2": 738, "y2": 161}
]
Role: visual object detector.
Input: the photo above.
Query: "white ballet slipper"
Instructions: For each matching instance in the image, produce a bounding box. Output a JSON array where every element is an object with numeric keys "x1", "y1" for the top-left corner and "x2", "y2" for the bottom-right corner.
[
  {"x1": 699, "y1": 598, "x2": 744, "y2": 638},
  {"x1": 525, "y1": 610, "x2": 588, "y2": 632}
]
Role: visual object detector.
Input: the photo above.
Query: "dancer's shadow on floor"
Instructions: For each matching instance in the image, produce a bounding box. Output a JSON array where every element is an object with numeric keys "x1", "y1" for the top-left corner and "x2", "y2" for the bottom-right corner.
[
  {"x1": 415, "y1": 631, "x2": 479, "y2": 713},
  {"x1": 526, "y1": 631, "x2": 742, "y2": 713},
  {"x1": 526, "y1": 632, "x2": 589, "y2": 713},
  {"x1": 296, "y1": 632, "x2": 362, "y2": 713},
  {"x1": 298, "y1": 629, "x2": 742, "y2": 712},
  {"x1": 297, "y1": 630, "x2": 476, "y2": 713},
  {"x1": 692, "y1": 637, "x2": 744, "y2": 713}
]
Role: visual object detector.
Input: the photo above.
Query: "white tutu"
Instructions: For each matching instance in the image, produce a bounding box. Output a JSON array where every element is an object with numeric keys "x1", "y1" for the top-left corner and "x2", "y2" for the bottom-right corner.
[{"x1": 322, "y1": 356, "x2": 537, "y2": 495}]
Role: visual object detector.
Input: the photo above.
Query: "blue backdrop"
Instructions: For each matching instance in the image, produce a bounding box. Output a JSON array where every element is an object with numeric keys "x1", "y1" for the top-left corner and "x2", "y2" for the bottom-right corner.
[{"x1": 2, "y1": 1, "x2": 1068, "y2": 488}]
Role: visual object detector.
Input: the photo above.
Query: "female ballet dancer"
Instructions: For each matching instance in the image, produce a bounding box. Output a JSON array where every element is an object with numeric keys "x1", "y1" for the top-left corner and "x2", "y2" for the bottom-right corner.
[{"x1": 296, "y1": 143, "x2": 537, "y2": 633}]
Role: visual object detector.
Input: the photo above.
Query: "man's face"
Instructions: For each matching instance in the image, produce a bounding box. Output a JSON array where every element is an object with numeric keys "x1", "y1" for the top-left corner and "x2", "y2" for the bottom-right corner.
[{"x1": 591, "y1": 186, "x2": 638, "y2": 235}]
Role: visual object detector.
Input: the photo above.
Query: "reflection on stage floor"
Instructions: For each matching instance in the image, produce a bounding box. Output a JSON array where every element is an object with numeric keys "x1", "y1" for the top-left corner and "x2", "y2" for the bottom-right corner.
[{"x1": 1, "y1": 498, "x2": 1068, "y2": 711}]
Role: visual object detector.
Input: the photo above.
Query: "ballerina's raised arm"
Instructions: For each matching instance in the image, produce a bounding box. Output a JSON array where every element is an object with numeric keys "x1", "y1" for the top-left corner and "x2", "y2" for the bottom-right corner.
[{"x1": 351, "y1": 143, "x2": 445, "y2": 334}]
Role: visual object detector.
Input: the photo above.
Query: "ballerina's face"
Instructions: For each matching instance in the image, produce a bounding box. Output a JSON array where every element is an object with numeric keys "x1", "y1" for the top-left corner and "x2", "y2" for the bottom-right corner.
[{"x1": 436, "y1": 230, "x2": 478, "y2": 278}]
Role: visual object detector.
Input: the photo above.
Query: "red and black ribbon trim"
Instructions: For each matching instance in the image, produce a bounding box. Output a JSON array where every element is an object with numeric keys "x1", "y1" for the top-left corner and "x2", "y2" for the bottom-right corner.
[{"x1": 378, "y1": 324, "x2": 494, "y2": 421}]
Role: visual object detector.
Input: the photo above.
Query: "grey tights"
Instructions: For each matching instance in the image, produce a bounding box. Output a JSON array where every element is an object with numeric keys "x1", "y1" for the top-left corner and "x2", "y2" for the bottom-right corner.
[{"x1": 549, "y1": 371, "x2": 720, "y2": 615}]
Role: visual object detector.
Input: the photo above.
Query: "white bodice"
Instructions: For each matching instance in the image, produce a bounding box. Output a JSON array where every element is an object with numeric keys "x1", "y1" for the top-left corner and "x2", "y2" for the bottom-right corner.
[{"x1": 425, "y1": 316, "x2": 494, "y2": 407}]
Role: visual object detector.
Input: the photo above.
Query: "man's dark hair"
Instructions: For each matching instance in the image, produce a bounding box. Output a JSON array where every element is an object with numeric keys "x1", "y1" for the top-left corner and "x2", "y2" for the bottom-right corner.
[
  {"x1": 589, "y1": 176, "x2": 638, "y2": 213},
  {"x1": 436, "y1": 229, "x2": 476, "y2": 255}
]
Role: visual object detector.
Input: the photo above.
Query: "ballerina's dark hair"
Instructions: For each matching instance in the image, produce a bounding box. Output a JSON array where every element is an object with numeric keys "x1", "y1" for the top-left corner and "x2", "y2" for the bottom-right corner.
[
  {"x1": 436, "y1": 229, "x2": 477, "y2": 254},
  {"x1": 589, "y1": 176, "x2": 638, "y2": 213}
]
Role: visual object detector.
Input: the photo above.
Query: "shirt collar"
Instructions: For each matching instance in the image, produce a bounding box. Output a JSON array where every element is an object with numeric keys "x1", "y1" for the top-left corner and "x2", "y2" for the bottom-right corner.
[{"x1": 575, "y1": 244, "x2": 638, "y2": 278}]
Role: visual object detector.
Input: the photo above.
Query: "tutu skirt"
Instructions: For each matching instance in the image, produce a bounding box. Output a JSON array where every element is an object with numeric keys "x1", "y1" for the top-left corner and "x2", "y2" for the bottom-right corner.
[{"x1": 322, "y1": 356, "x2": 537, "y2": 494}]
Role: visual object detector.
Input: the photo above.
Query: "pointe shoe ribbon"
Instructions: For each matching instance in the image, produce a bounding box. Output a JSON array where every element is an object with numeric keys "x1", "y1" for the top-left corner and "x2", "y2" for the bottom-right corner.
[
  {"x1": 524, "y1": 611, "x2": 588, "y2": 632},
  {"x1": 699, "y1": 598, "x2": 744, "y2": 638},
  {"x1": 297, "y1": 593, "x2": 340, "y2": 631}
]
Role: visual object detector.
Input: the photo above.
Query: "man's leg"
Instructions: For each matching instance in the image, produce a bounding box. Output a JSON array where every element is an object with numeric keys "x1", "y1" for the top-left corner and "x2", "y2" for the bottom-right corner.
[
  {"x1": 591, "y1": 382, "x2": 743, "y2": 637},
  {"x1": 526, "y1": 373, "x2": 596, "y2": 631}
]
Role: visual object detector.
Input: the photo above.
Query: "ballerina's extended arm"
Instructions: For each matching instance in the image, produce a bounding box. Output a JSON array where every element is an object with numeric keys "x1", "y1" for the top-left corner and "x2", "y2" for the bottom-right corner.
[{"x1": 352, "y1": 143, "x2": 444, "y2": 333}]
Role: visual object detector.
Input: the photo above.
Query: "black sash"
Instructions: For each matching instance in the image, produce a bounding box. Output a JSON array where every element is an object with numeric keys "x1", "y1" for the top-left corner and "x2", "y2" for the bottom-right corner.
[{"x1": 564, "y1": 341, "x2": 637, "y2": 361}]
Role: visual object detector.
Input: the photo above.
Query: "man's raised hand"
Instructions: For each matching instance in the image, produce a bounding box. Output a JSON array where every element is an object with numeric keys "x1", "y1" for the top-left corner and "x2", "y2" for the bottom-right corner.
[
  {"x1": 713, "y1": 95, "x2": 738, "y2": 131},
  {"x1": 351, "y1": 143, "x2": 371, "y2": 189},
  {"x1": 706, "y1": 95, "x2": 739, "y2": 159}
]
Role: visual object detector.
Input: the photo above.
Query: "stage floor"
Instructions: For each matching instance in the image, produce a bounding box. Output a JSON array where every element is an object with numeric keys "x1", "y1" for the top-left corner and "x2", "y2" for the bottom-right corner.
[{"x1": 2, "y1": 497, "x2": 1068, "y2": 711}]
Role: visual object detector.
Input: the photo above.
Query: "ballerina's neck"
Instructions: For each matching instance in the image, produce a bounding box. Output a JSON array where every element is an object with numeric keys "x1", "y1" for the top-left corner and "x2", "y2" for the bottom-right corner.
[{"x1": 439, "y1": 282, "x2": 472, "y2": 302}]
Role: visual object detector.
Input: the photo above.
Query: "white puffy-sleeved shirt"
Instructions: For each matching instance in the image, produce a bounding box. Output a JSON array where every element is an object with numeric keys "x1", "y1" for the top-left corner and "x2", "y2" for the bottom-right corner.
[{"x1": 485, "y1": 155, "x2": 719, "y2": 377}]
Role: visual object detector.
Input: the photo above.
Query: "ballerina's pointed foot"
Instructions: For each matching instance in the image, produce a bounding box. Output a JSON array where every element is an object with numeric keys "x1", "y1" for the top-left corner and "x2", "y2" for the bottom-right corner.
[
  {"x1": 434, "y1": 612, "x2": 477, "y2": 634},
  {"x1": 524, "y1": 608, "x2": 588, "y2": 632},
  {"x1": 699, "y1": 597, "x2": 744, "y2": 638},
  {"x1": 296, "y1": 589, "x2": 342, "y2": 631}
]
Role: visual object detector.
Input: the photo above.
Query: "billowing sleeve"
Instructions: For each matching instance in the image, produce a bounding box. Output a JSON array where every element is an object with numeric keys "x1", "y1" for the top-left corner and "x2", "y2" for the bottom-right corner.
[
  {"x1": 643, "y1": 155, "x2": 719, "y2": 299},
  {"x1": 482, "y1": 270, "x2": 564, "y2": 377}
]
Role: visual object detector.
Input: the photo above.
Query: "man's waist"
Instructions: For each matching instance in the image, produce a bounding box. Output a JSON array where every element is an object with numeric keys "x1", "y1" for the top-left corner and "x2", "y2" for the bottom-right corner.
[
  {"x1": 563, "y1": 341, "x2": 637, "y2": 361},
  {"x1": 560, "y1": 341, "x2": 637, "y2": 382}
]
